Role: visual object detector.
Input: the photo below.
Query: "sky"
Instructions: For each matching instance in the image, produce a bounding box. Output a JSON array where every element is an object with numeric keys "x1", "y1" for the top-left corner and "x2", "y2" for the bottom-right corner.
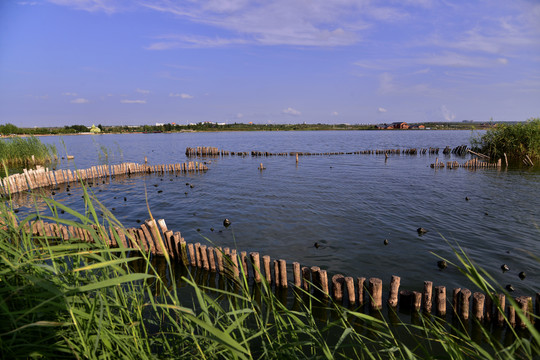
[{"x1": 1, "y1": 0, "x2": 539, "y2": 127}]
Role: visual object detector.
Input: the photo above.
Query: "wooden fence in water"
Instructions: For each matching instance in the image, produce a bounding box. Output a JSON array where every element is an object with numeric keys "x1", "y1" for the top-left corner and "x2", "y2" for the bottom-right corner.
[
  {"x1": 186, "y1": 146, "x2": 507, "y2": 169},
  {"x1": 0, "y1": 161, "x2": 208, "y2": 196},
  {"x1": 21, "y1": 217, "x2": 539, "y2": 330}
]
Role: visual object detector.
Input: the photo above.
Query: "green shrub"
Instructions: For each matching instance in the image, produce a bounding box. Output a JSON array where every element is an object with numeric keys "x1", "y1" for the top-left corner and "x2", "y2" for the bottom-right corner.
[{"x1": 471, "y1": 118, "x2": 540, "y2": 162}]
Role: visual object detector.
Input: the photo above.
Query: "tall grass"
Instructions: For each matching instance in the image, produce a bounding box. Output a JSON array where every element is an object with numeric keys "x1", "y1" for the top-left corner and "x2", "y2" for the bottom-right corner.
[
  {"x1": 1, "y1": 192, "x2": 538, "y2": 359},
  {"x1": 0, "y1": 136, "x2": 57, "y2": 169},
  {"x1": 471, "y1": 118, "x2": 540, "y2": 162}
]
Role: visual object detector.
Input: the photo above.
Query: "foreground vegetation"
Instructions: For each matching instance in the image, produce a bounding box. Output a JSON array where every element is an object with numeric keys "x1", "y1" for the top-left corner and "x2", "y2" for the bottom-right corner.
[
  {"x1": 0, "y1": 136, "x2": 57, "y2": 169},
  {"x1": 471, "y1": 118, "x2": 540, "y2": 163},
  {"x1": 1, "y1": 192, "x2": 538, "y2": 359}
]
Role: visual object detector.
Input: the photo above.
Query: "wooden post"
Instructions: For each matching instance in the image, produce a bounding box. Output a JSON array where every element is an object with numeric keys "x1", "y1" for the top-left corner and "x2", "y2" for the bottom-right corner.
[
  {"x1": 250, "y1": 252, "x2": 261, "y2": 283},
  {"x1": 435, "y1": 286, "x2": 446, "y2": 317},
  {"x1": 388, "y1": 275, "x2": 400, "y2": 307},
  {"x1": 357, "y1": 277, "x2": 366, "y2": 305},
  {"x1": 295, "y1": 153, "x2": 299, "y2": 164},
  {"x1": 515, "y1": 296, "x2": 532, "y2": 328},
  {"x1": 452, "y1": 288, "x2": 461, "y2": 315},
  {"x1": 319, "y1": 270, "x2": 329, "y2": 298},
  {"x1": 263, "y1": 255, "x2": 272, "y2": 284},
  {"x1": 508, "y1": 305, "x2": 516, "y2": 327},
  {"x1": 216, "y1": 247, "x2": 224, "y2": 273},
  {"x1": 484, "y1": 293, "x2": 493, "y2": 323},
  {"x1": 345, "y1": 276, "x2": 355, "y2": 305},
  {"x1": 293, "y1": 262, "x2": 301, "y2": 288},
  {"x1": 301, "y1": 267, "x2": 310, "y2": 291},
  {"x1": 194, "y1": 243, "x2": 202, "y2": 268},
  {"x1": 472, "y1": 292, "x2": 485, "y2": 321},
  {"x1": 460, "y1": 289, "x2": 471, "y2": 320},
  {"x1": 177, "y1": 234, "x2": 188, "y2": 266},
  {"x1": 412, "y1": 291, "x2": 422, "y2": 311},
  {"x1": 423, "y1": 281, "x2": 433, "y2": 313},
  {"x1": 310, "y1": 266, "x2": 321, "y2": 292},
  {"x1": 208, "y1": 247, "x2": 216, "y2": 272},
  {"x1": 188, "y1": 243, "x2": 196, "y2": 267},
  {"x1": 200, "y1": 245, "x2": 209, "y2": 271},
  {"x1": 230, "y1": 249, "x2": 239, "y2": 278},
  {"x1": 369, "y1": 278, "x2": 383, "y2": 310},
  {"x1": 273, "y1": 260, "x2": 280, "y2": 287},
  {"x1": 332, "y1": 274, "x2": 345, "y2": 301},
  {"x1": 240, "y1": 251, "x2": 248, "y2": 276},
  {"x1": 496, "y1": 293, "x2": 506, "y2": 325},
  {"x1": 279, "y1": 259, "x2": 287, "y2": 288}
]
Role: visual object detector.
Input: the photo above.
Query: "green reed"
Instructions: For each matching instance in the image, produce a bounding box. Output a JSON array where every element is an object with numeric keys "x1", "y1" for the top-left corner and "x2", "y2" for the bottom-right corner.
[
  {"x1": 471, "y1": 118, "x2": 540, "y2": 162},
  {"x1": 1, "y1": 190, "x2": 538, "y2": 359},
  {"x1": 0, "y1": 136, "x2": 57, "y2": 169}
]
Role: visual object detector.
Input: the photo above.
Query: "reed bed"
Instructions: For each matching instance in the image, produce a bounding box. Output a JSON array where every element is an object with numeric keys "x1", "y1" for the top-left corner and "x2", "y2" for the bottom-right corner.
[
  {"x1": 471, "y1": 118, "x2": 540, "y2": 163},
  {"x1": 0, "y1": 136, "x2": 57, "y2": 169},
  {"x1": 0, "y1": 191, "x2": 538, "y2": 359}
]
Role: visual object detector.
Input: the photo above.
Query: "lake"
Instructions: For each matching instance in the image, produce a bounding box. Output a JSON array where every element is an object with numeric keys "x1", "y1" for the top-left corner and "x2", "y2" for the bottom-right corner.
[{"x1": 15, "y1": 130, "x2": 540, "y2": 297}]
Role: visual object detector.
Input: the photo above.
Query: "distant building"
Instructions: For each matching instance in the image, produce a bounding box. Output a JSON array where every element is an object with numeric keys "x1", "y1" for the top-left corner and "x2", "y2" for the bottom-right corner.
[
  {"x1": 392, "y1": 122, "x2": 409, "y2": 129},
  {"x1": 156, "y1": 123, "x2": 164, "y2": 126}
]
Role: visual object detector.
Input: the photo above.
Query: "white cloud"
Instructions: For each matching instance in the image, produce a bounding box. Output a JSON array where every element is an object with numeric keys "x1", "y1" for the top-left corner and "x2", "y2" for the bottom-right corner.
[
  {"x1": 282, "y1": 107, "x2": 301, "y2": 116},
  {"x1": 331, "y1": 111, "x2": 339, "y2": 116},
  {"x1": 440, "y1": 105, "x2": 455, "y2": 121},
  {"x1": 497, "y1": 58, "x2": 509, "y2": 65},
  {"x1": 71, "y1": 98, "x2": 89, "y2": 104},
  {"x1": 236, "y1": 113, "x2": 244, "y2": 119},
  {"x1": 47, "y1": 0, "x2": 123, "y2": 14},
  {"x1": 378, "y1": 107, "x2": 387, "y2": 113},
  {"x1": 378, "y1": 72, "x2": 396, "y2": 93},
  {"x1": 142, "y1": 1, "x2": 371, "y2": 47},
  {"x1": 62, "y1": 92, "x2": 78, "y2": 96},
  {"x1": 121, "y1": 99, "x2": 146, "y2": 104},
  {"x1": 169, "y1": 92, "x2": 194, "y2": 99},
  {"x1": 136, "y1": 88, "x2": 150, "y2": 94}
]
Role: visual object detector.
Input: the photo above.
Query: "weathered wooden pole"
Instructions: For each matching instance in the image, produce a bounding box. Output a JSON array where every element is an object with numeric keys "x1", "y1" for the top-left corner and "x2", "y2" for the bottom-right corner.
[
  {"x1": 194, "y1": 243, "x2": 202, "y2": 268},
  {"x1": 230, "y1": 249, "x2": 239, "y2": 278},
  {"x1": 332, "y1": 274, "x2": 345, "y2": 302},
  {"x1": 388, "y1": 275, "x2": 400, "y2": 307},
  {"x1": 423, "y1": 281, "x2": 433, "y2": 313},
  {"x1": 187, "y1": 243, "x2": 196, "y2": 266},
  {"x1": 208, "y1": 247, "x2": 216, "y2": 272},
  {"x1": 508, "y1": 305, "x2": 516, "y2": 327},
  {"x1": 320, "y1": 270, "x2": 329, "y2": 298},
  {"x1": 435, "y1": 286, "x2": 446, "y2": 317},
  {"x1": 301, "y1": 267, "x2": 311, "y2": 291},
  {"x1": 496, "y1": 293, "x2": 506, "y2": 325},
  {"x1": 293, "y1": 262, "x2": 301, "y2": 288},
  {"x1": 311, "y1": 266, "x2": 321, "y2": 292},
  {"x1": 240, "y1": 251, "x2": 248, "y2": 276},
  {"x1": 279, "y1": 259, "x2": 287, "y2": 288},
  {"x1": 412, "y1": 291, "x2": 422, "y2": 311},
  {"x1": 273, "y1": 260, "x2": 280, "y2": 287},
  {"x1": 452, "y1": 288, "x2": 461, "y2": 315},
  {"x1": 263, "y1": 255, "x2": 272, "y2": 283},
  {"x1": 345, "y1": 276, "x2": 355, "y2": 305},
  {"x1": 250, "y1": 252, "x2": 261, "y2": 283},
  {"x1": 369, "y1": 278, "x2": 383, "y2": 310},
  {"x1": 472, "y1": 292, "x2": 485, "y2": 321},
  {"x1": 515, "y1": 296, "x2": 532, "y2": 328},
  {"x1": 200, "y1": 245, "x2": 209, "y2": 270},
  {"x1": 357, "y1": 277, "x2": 366, "y2": 305},
  {"x1": 216, "y1": 247, "x2": 224, "y2": 273},
  {"x1": 460, "y1": 289, "x2": 472, "y2": 320}
]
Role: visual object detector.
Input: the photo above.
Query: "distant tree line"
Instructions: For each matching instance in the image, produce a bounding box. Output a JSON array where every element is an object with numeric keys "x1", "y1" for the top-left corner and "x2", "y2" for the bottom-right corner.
[{"x1": 0, "y1": 120, "x2": 515, "y2": 136}]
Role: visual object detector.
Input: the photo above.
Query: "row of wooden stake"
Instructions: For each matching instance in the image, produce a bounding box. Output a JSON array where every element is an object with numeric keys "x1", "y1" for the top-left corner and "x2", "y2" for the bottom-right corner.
[
  {"x1": 431, "y1": 157, "x2": 503, "y2": 169},
  {"x1": 25, "y1": 218, "x2": 538, "y2": 329},
  {"x1": 0, "y1": 161, "x2": 209, "y2": 196},
  {"x1": 185, "y1": 146, "x2": 474, "y2": 158}
]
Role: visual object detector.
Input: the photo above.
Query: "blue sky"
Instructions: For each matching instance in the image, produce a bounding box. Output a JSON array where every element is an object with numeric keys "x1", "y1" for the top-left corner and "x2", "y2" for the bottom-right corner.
[{"x1": 1, "y1": 0, "x2": 539, "y2": 127}]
